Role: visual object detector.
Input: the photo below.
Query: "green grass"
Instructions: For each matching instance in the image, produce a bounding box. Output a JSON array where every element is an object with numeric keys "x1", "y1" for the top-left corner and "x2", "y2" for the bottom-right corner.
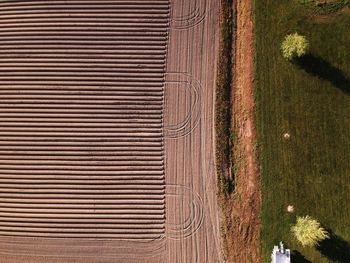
[
  {"x1": 299, "y1": 0, "x2": 349, "y2": 15},
  {"x1": 254, "y1": 1, "x2": 350, "y2": 262}
]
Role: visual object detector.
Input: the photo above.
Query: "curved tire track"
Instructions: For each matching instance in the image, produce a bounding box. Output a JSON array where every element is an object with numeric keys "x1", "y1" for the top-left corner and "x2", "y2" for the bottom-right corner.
[
  {"x1": 170, "y1": 0, "x2": 207, "y2": 29},
  {"x1": 164, "y1": 72, "x2": 202, "y2": 139},
  {"x1": 165, "y1": 185, "x2": 204, "y2": 240}
]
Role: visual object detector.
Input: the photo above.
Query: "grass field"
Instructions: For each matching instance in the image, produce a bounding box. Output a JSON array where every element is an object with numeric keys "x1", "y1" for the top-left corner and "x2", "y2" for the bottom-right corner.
[{"x1": 254, "y1": 1, "x2": 350, "y2": 262}]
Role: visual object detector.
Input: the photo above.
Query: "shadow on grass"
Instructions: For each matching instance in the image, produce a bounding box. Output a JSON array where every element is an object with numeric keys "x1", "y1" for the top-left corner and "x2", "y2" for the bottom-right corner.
[
  {"x1": 291, "y1": 250, "x2": 312, "y2": 263},
  {"x1": 317, "y1": 230, "x2": 350, "y2": 263},
  {"x1": 294, "y1": 54, "x2": 350, "y2": 94}
]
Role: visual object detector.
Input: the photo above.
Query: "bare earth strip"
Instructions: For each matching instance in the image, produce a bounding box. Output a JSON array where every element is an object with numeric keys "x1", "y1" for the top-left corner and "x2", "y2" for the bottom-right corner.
[
  {"x1": 164, "y1": 0, "x2": 222, "y2": 262},
  {"x1": 224, "y1": 0, "x2": 262, "y2": 262}
]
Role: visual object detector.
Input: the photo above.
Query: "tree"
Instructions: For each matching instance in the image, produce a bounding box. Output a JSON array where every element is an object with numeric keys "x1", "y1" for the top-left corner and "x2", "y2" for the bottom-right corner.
[
  {"x1": 281, "y1": 33, "x2": 309, "y2": 60},
  {"x1": 291, "y1": 215, "x2": 329, "y2": 247}
]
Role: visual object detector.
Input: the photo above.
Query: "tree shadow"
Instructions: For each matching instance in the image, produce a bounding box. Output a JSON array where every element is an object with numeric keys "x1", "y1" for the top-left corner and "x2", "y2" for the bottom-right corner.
[
  {"x1": 317, "y1": 229, "x2": 350, "y2": 263},
  {"x1": 291, "y1": 250, "x2": 312, "y2": 263},
  {"x1": 294, "y1": 54, "x2": 350, "y2": 94}
]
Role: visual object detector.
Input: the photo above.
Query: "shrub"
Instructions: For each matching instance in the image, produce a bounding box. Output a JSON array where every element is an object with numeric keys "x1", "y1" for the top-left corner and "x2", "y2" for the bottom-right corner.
[
  {"x1": 281, "y1": 33, "x2": 309, "y2": 60},
  {"x1": 299, "y1": 0, "x2": 349, "y2": 15},
  {"x1": 291, "y1": 215, "x2": 329, "y2": 247}
]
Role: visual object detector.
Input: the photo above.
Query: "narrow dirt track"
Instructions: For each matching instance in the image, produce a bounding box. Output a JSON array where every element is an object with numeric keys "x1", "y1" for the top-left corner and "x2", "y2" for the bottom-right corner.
[
  {"x1": 227, "y1": 0, "x2": 262, "y2": 262},
  {"x1": 0, "y1": 0, "x2": 221, "y2": 262}
]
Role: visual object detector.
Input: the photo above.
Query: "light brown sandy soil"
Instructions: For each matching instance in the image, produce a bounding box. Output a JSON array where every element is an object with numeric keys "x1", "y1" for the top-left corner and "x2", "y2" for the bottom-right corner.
[
  {"x1": 164, "y1": 0, "x2": 222, "y2": 262},
  {"x1": 223, "y1": 0, "x2": 262, "y2": 262}
]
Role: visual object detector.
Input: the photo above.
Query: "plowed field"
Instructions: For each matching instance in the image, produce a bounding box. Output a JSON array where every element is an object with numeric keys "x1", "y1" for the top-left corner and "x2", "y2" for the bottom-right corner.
[{"x1": 0, "y1": 1, "x2": 221, "y2": 262}]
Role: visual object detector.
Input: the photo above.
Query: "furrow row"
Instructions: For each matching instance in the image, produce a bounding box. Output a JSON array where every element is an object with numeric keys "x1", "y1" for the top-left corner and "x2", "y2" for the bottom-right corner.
[
  {"x1": 0, "y1": 231, "x2": 164, "y2": 239},
  {"x1": 0, "y1": 0, "x2": 170, "y2": 239}
]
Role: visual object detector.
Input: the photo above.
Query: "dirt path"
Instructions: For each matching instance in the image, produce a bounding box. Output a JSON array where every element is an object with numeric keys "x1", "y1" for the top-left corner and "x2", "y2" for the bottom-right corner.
[{"x1": 224, "y1": 0, "x2": 262, "y2": 262}]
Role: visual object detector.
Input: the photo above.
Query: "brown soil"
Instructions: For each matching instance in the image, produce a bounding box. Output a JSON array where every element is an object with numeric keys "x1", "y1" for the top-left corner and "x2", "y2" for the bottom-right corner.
[
  {"x1": 164, "y1": 0, "x2": 223, "y2": 261},
  {"x1": 0, "y1": 0, "x2": 222, "y2": 262},
  {"x1": 221, "y1": 0, "x2": 262, "y2": 262},
  {"x1": 0, "y1": 1, "x2": 171, "y2": 262}
]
